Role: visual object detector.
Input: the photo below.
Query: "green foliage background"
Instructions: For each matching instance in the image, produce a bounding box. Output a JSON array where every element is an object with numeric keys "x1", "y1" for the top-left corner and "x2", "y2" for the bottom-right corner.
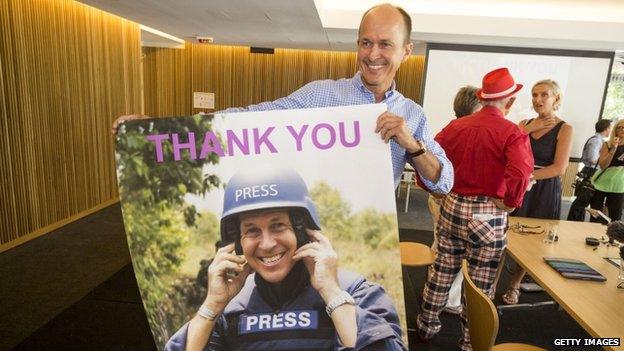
[
  {"x1": 116, "y1": 115, "x2": 221, "y2": 346},
  {"x1": 603, "y1": 65, "x2": 624, "y2": 121},
  {"x1": 116, "y1": 117, "x2": 405, "y2": 348}
]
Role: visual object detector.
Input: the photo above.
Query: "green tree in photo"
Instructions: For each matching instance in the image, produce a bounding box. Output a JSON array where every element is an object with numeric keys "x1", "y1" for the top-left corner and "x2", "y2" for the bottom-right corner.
[
  {"x1": 191, "y1": 210, "x2": 220, "y2": 248},
  {"x1": 351, "y1": 208, "x2": 398, "y2": 249},
  {"x1": 310, "y1": 181, "x2": 397, "y2": 248},
  {"x1": 116, "y1": 115, "x2": 221, "y2": 346},
  {"x1": 310, "y1": 181, "x2": 353, "y2": 240}
]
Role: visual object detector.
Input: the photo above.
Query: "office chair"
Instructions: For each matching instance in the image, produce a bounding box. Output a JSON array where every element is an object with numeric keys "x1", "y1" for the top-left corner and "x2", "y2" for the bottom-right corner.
[{"x1": 462, "y1": 261, "x2": 546, "y2": 351}]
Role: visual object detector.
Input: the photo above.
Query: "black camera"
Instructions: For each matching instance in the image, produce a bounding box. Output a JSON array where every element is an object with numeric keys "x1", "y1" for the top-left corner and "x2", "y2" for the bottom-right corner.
[{"x1": 585, "y1": 236, "x2": 600, "y2": 246}]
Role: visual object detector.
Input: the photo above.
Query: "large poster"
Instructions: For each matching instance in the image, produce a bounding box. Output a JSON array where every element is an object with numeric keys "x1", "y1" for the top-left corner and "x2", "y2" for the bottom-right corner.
[{"x1": 115, "y1": 104, "x2": 407, "y2": 349}]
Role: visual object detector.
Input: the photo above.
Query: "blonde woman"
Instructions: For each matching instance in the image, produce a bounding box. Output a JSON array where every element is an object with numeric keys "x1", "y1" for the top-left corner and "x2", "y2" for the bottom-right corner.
[
  {"x1": 589, "y1": 118, "x2": 624, "y2": 223},
  {"x1": 502, "y1": 79, "x2": 573, "y2": 305}
]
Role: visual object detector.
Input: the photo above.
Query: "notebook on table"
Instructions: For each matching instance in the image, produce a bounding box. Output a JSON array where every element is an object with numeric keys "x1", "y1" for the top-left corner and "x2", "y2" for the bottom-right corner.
[{"x1": 543, "y1": 257, "x2": 607, "y2": 282}]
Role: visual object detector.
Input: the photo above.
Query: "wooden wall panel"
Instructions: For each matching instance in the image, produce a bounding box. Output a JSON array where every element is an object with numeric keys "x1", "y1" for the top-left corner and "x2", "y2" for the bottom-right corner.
[
  {"x1": 0, "y1": 0, "x2": 142, "y2": 249},
  {"x1": 562, "y1": 162, "x2": 581, "y2": 198},
  {"x1": 143, "y1": 43, "x2": 425, "y2": 116}
]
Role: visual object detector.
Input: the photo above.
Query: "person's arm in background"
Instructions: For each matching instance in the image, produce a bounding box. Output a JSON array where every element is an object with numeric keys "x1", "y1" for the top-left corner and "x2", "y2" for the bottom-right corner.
[
  {"x1": 598, "y1": 139, "x2": 620, "y2": 170},
  {"x1": 501, "y1": 131, "x2": 534, "y2": 209},
  {"x1": 376, "y1": 111, "x2": 453, "y2": 194},
  {"x1": 532, "y1": 123, "x2": 573, "y2": 180},
  {"x1": 585, "y1": 136, "x2": 603, "y2": 165},
  {"x1": 112, "y1": 81, "x2": 319, "y2": 135}
]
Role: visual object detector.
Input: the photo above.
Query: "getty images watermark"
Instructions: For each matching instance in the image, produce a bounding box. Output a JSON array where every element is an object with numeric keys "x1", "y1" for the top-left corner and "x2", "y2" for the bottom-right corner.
[{"x1": 554, "y1": 338, "x2": 620, "y2": 348}]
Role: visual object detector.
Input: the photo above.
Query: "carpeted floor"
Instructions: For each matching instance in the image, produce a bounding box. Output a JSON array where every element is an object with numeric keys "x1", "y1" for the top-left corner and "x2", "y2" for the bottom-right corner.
[
  {"x1": 2, "y1": 189, "x2": 592, "y2": 351},
  {"x1": 0, "y1": 204, "x2": 131, "y2": 351},
  {"x1": 399, "y1": 228, "x2": 590, "y2": 351}
]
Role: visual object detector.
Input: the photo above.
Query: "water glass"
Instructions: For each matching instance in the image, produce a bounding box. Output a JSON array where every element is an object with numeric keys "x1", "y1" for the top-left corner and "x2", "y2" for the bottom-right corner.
[{"x1": 544, "y1": 224, "x2": 558, "y2": 244}]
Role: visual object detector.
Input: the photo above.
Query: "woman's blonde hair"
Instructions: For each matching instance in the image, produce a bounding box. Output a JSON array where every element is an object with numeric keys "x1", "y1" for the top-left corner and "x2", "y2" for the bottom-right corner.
[
  {"x1": 608, "y1": 119, "x2": 624, "y2": 147},
  {"x1": 532, "y1": 79, "x2": 562, "y2": 111}
]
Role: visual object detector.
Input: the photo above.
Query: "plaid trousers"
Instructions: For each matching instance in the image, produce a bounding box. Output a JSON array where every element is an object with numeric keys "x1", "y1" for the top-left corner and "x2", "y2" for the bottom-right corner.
[{"x1": 416, "y1": 193, "x2": 507, "y2": 351}]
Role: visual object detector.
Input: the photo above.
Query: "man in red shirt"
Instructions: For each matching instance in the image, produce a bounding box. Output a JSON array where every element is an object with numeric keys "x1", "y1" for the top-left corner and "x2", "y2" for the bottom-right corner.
[{"x1": 416, "y1": 68, "x2": 534, "y2": 350}]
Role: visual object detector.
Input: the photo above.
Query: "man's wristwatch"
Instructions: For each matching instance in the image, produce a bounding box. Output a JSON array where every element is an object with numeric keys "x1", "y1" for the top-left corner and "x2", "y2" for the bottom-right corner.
[
  {"x1": 197, "y1": 304, "x2": 219, "y2": 321},
  {"x1": 408, "y1": 140, "x2": 427, "y2": 158},
  {"x1": 325, "y1": 290, "x2": 355, "y2": 317}
]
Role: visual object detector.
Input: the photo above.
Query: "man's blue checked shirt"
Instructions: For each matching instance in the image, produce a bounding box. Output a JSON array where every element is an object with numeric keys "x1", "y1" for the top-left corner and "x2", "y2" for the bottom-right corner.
[{"x1": 224, "y1": 72, "x2": 453, "y2": 193}]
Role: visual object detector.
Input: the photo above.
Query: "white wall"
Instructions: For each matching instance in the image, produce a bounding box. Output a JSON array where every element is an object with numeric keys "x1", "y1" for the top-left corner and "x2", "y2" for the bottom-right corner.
[{"x1": 422, "y1": 45, "x2": 613, "y2": 158}]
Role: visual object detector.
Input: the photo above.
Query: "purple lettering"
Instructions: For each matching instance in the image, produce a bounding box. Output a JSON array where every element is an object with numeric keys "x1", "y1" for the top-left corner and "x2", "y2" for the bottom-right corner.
[
  {"x1": 227, "y1": 129, "x2": 250, "y2": 156},
  {"x1": 199, "y1": 131, "x2": 225, "y2": 158},
  {"x1": 286, "y1": 125, "x2": 308, "y2": 151},
  {"x1": 146, "y1": 134, "x2": 170, "y2": 163},
  {"x1": 339, "y1": 121, "x2": 360, "y2": 147},
  {"x1": 172, "y1": 133, "x2": 197, "y2": 161},
  {"x1": 253, "y1": 127, "x2": 277, "y2": 154},
  {"x1": 311, "y1": 123, "x2": 336, "y2": 150}
]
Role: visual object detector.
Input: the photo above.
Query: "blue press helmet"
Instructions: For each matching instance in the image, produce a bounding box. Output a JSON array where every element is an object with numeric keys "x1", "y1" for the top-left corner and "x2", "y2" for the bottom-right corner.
[{"x1": 220, "y1": 167, "x2": 322, "y2": 253}]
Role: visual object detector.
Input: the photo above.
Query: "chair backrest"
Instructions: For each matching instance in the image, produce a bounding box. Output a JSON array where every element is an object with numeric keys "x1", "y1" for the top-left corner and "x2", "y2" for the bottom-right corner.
[
  {"x1": 462, "y1": 261, "x2": 499, "y2": 351},
  {"x1": 400, "y1": 242, "x2": 435, "y2": 266}
]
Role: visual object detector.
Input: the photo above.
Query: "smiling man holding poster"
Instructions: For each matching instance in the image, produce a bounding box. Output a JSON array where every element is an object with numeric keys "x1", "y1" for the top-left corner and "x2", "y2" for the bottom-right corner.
[{"x1": 113, "y1": 4, "x2": 452, "y2": 193}]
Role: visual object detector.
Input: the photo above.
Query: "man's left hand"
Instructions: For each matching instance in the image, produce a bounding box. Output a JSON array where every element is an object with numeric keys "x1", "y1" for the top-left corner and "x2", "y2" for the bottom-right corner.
[
  {"x1": 492, "y1": 198, "x2": 515, "y2": 213},
  {"x1": 375, "y1": 112, "x2": 420, "y2": 152},
  {"x1": 292, "y1": 230, "x2": 341, "y2": 302}
]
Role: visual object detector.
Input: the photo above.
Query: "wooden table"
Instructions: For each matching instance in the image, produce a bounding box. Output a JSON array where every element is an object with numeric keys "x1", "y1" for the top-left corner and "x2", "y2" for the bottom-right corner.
[{"x1": 506, "y1": 217, "x2": 624, "y2": 351}]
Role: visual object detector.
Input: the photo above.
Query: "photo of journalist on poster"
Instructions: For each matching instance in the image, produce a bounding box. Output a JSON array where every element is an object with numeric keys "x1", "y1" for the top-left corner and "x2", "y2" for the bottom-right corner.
[
  {"x1": 115, "y1": 104, "x2": 407, "y2": 350},
  {"x1": 165, "y1": 167, "x2": 405, "y2": 350}
]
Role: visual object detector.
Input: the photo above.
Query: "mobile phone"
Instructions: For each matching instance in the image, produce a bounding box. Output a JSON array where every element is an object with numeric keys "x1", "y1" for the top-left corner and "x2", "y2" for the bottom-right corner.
[
  {"x1": 225, "y1": 260, "x2": 247, "y2": 279},
  {"x1": 520, "y1": 282, "x2": 544, "y2": 293},
  {"x1": 290, "y1": 210, "x2": 311, "y2": 248}
]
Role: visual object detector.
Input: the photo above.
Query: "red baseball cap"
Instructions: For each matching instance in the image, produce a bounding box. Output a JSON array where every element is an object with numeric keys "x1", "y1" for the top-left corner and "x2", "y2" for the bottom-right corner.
[{"x1": 476, "y1": 67, "x2": 523, "y2": 100}]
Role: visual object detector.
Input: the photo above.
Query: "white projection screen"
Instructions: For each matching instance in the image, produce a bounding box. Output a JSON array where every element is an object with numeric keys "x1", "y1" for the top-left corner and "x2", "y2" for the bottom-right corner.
[{"x1": 422, "y1": 44, "x2": 614, "y2": 159}]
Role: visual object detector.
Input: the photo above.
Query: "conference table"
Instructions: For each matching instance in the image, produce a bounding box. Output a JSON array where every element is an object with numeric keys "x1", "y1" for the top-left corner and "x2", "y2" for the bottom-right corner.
[{"x1": 506, "y1": 217, "x2": 624, "y2": 351}]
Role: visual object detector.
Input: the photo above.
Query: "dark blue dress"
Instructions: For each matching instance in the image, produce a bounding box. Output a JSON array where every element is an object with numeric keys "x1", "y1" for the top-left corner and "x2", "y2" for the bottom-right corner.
[{"x1": 512, "y1": 120, "x2": 565, "y2": 219}]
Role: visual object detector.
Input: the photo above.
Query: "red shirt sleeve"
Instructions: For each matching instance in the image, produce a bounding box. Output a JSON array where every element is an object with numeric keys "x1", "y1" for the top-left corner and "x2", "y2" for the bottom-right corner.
[{"x1": 503, "y1": 131, "x2": 534, "y2": 208}]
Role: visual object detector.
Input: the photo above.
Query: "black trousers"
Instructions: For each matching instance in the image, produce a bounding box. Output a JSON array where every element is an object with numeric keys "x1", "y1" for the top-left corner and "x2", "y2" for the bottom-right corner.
[
  {"x1": 589, "y1": 190, "x2": 624, "y2": 223},
  {"x1": 567, "y1": 166, "x2": 597, "y2": 222}
]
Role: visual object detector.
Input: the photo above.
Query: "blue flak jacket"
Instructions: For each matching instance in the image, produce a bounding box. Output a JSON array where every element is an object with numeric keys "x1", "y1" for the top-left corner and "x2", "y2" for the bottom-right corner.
[{"x1": 165, "y1": 263, "x2": 407, "y2": 350}]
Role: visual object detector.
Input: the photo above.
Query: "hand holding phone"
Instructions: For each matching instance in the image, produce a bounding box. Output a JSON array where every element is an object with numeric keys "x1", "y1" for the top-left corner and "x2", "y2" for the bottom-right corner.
[
  {"x1": 204, "y1": 243, "x2": 252, "y2": 313},
  {"x1": 292, "y1": 229, "x2": 341, "y2": 302}
]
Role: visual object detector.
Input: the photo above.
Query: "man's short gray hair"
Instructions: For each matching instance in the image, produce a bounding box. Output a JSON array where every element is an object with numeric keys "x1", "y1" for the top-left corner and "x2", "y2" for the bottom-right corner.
[
  {"x1": 453, "y1": 86, "x2": 480, "y2": 118},
  {"x1": 481, "y1": 96, "x2": 513, "y2": 110}
]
